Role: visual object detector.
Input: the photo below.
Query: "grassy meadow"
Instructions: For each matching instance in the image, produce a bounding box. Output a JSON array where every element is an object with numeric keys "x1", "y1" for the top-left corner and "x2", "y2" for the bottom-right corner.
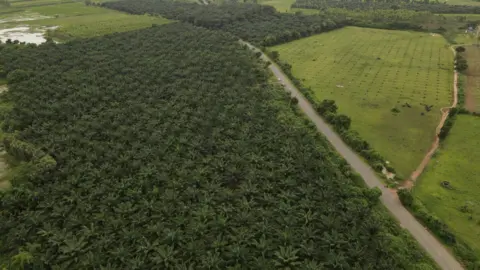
[
  {"x1": 414, "y1": 115, "x2": 480, "y2": 257},
  {"x1": 271, "y1": 27, "x2": 453, "y2": 177},
  {"x1": 0, "y1": 0, "x2": 170, "y2": 42},
  {"x1": 464, "y1": 45, "x2": 480, "y2": 112}
]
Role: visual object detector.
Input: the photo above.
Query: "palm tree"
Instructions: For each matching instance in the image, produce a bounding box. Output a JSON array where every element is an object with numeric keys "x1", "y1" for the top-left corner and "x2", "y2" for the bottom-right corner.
[{"x1": 274, "y1": 246, "x2": 301, "y2": 269}]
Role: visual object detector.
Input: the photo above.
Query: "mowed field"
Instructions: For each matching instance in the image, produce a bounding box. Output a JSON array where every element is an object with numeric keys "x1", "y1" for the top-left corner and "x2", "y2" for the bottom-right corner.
[
  {"x1": 414, "y1": 115, "x2": 480, "y2": 257},
  {"x1": 464, "y1": 45, "x2": 480, "y2": 112},
  {"x1": 271, "y1": 27, "x2": 453, "y2": 177},
  {"x1": 0, "y1": 0, "x2": 170, "y2": 42}
]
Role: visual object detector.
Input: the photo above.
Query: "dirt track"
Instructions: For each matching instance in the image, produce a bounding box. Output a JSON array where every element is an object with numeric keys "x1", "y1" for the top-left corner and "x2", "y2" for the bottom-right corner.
[
  {"x1": 406, "y1": 48, "x2": 459, "y2": 187},
  {"x1": 242, "y1": 41, "x2": 463, "y2": 270}
]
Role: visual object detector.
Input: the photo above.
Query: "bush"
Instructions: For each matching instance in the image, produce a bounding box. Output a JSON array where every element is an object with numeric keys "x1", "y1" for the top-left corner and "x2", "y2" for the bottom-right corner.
[
  {"x1": 439, "y1": 108, "x2": 458, "y2": 140},
  {"x1": 398, "y1": 188, "x2": 414, "y2": 207},
  {"x1": 334, "y1": 114, "x2": 351, "y2": 131},
  {"x1": 316, "y1": 99, "x2": 338, "y2": 115},
  {"x1": 455, "y1": 46, "x2": 466, "y2": 53},
  {"x1": 290, "y1": 96, "x2": 299, "y2": 105}
]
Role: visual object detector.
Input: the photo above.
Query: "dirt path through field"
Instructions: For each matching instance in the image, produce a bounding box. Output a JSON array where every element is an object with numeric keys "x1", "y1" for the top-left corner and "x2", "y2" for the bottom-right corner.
[
  {"x1": 404, "y1": 48, "x2": 459, "y2": 188},
  {"x1": 241, "y1": 40, "x2": 463, "y2": 270}
]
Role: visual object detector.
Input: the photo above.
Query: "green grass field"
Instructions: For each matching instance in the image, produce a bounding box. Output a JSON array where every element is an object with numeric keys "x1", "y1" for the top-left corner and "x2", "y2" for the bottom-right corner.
[
  {"x1": 271, "y1": 27, "x2": 453, "y2": 177},
  {"x1": 414, "y1": 115, "x2": 480, "y2": 257},
  {"x1": 0, "y1": 1, "x2": 170, "y2": 42}
]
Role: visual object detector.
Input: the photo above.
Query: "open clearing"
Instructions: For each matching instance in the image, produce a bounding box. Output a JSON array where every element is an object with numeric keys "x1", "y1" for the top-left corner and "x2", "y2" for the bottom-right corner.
[
  {"x1": 0, "y1": 0, "x2": 170, "y2": 42},
  {"x1": 271, "y1": 27, "x2": 453, "y2": 177},
  {"x1": 464, "y1": 45, "x2": 480, "y2": 112},
  {"x1": 414, "y1": 115, "x2": 480, "y2": 257}
]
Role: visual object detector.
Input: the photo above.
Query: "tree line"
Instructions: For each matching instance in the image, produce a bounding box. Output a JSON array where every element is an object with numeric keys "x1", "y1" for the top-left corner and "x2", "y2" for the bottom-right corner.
[
  {"x1": 0, "y1": 23, "x2": 437, "y2": 269},
  {"x1": 101, "y1": 0, "x2": 346, "y2": 46},
  {"x1": 292, "y1": 0, "x2": 480, "y2": 14}
]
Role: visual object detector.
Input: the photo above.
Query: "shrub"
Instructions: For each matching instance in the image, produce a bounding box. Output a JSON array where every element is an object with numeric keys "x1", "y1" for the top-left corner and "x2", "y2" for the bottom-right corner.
[
  {"x1": 398, "y1": 188, "x2": 414, "y2": 207},
  {"x1": 334, "y1": 114, "x2": 351, "y2": 131},
  {"x1": 316, "y1": 99, "x2": 338, "y2": 115},
  {"x1": 290, "y1": 96, "x2": 299, "y2": 105}
]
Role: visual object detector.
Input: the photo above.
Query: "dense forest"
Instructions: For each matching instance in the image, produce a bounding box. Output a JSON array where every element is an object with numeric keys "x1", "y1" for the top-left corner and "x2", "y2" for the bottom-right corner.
[
  {"x1": 293, "y1": 0, "x2": 480, "y2": 14},
  {"x1": 0, "y1": 23, "x2": 437, "y2": 269},
  {"x1": 102, "y1": 0, "x2": 344, "y2": 45}
]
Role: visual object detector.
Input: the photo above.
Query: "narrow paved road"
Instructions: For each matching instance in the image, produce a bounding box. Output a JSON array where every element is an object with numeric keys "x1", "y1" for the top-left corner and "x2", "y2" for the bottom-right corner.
[{"x1": 242, "y1": 41, "x2": 464, "y2": 270}]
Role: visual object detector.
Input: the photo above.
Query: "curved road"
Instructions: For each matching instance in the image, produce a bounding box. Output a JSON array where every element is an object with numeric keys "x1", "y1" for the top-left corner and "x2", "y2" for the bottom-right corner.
[{"x1": 242, "y1": 41, "x2": 464, "y2": 270}]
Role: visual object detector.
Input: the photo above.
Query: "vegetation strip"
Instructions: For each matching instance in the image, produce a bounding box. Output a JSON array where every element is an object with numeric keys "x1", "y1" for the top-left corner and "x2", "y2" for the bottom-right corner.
[
  {"x1": 101, "y1": 0, "x2": 347, "y2": 46},
  {"x1": 292, "y1": 0, "x2": 480, "y2": 14}
]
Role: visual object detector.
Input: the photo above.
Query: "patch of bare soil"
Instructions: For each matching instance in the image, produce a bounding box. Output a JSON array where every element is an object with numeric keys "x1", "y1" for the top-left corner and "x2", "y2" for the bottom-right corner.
[
  {"x1": 403, "y1": 48, "x2": 458, "y2": 189},
  {"x1": 0, "y1": 85, "x2": 8, "y2": 93}
]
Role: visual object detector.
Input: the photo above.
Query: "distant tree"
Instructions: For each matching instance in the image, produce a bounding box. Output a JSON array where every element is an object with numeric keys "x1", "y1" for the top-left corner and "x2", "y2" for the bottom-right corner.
[
  {"x1": 455, "y1": 46, "x2": 466, "y2": 53},
  {"x1": 269, "y1": 51, "x2": 279, "y2": 60},
  {"x1": 398, "y1": 188, "x2": 414, "y2": 207},
  {"x1": 290, "y1": 96, "x2": 298, "y2": 105},
  {"x1": 455, "y1": 58, "x2": 468, "y2": 71},
  {"x1": 334, "y1": 114, "x2": 351, "y2": 130},
  {"x1": 317, "y1": 99, "x2": 338, "y2": 115}
]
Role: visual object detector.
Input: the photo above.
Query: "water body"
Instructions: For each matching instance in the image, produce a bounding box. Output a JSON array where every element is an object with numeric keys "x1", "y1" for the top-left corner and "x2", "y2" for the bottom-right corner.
[
  {"x1": 0, "y1": 26, "x2": 58, "y2": 44},
  {"x1": 0, "y1": 13, "x2": 55, "y2": 44}
]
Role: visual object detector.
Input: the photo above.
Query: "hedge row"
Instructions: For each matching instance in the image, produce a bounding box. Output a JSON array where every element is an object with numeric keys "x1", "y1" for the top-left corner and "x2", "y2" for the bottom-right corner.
[{"x1": 439, "y1": 107, "x2": 458, "y2": 141}]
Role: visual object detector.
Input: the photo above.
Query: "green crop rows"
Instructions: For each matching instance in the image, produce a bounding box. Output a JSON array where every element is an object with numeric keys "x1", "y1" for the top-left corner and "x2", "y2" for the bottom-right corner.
[{"x1": 271, "y1": 26, "x2": 453, "y2": 177}]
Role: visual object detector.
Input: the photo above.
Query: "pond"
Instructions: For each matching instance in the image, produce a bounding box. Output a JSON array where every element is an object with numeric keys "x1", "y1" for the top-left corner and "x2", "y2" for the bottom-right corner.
[{"x1": 0, "y1": 12, "x2": 56, "y2": 44}]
